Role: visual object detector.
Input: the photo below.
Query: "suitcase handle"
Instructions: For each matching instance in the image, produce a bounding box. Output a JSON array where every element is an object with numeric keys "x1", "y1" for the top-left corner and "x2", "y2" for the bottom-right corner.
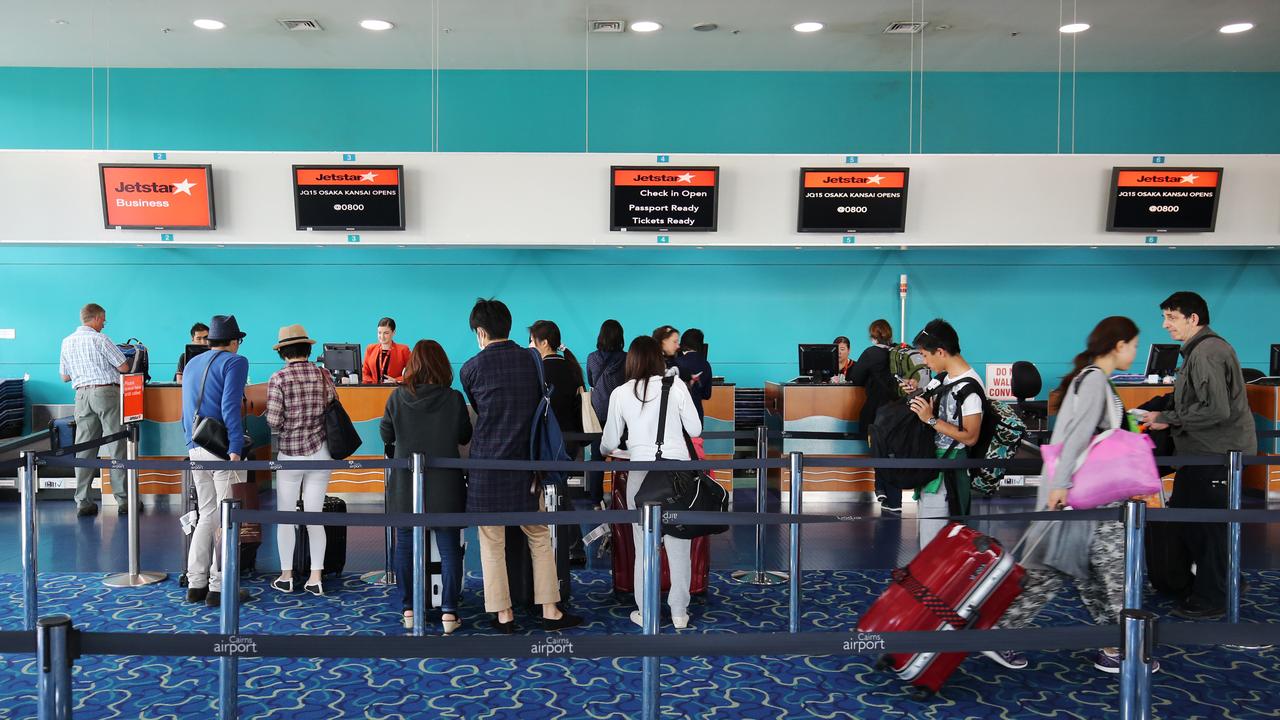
[{"x1": 891, "y1": 567, "x2": 968, "y2": 629}]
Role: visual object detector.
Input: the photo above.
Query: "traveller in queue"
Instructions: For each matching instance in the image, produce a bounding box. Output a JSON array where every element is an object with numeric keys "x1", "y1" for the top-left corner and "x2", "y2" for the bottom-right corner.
[
  {"x1": 848, "y1": 320, "x2": 900, "y2": 511},
  {"x1": 58, "y1": 302, "x2": 131, "y2": 517},
  {"x1": 381, "y1": 340, "x2": 472, "y2": 633},
  {"x1": 674, "y1": 328, "x2": 713, "y2": 422},
  {"x1": 362, "y1": 316, "x2": 411, "y2": 384},
  {"x1": 174, "y1": 322, "x2": 210, "y2": 382},
  {"x1": 585, "y1": 319, "x2": 627, "y2": 505},
  {"x1": 652, "y1": 325, "x2": 680, "y2": 369}
]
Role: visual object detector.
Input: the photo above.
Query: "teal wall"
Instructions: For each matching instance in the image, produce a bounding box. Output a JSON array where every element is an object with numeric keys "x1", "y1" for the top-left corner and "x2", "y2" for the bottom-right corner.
[
  {"x1": 2, "y1": 67, "x2": 1280, "y2": 406},
  {"x1": 2, "y1": 68, "x2": 1279, "y2": 152},
  {"x1": 4, "y1": 246, "x2": 1277, "y2": 405}
]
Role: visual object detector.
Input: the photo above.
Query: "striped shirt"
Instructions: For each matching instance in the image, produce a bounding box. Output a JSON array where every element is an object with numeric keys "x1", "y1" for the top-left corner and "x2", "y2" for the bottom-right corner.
[
  {"x1": 59, "y1": 326, "x2": 126, "y2": 389},
  {"x1": 266, "y1": 361, "x2": 336, "y2": 456}
]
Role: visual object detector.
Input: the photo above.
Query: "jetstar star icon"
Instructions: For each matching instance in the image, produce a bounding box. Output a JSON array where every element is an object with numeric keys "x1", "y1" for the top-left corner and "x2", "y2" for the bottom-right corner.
[
  {"x1": 675, "y1": 173, "x2": 695, "y2": 183},
  {"x1": 171, "y1": 178, "x2": 197, "y2": 195},
  {"x1": 866, "y1": 174, "x2": 885, "y2": 185},
  {"x1": 1180, "y1": 173, "x2": 1199, "y2": 184},
  {"x1": 360, "y1": 171, "x2": 378, "y2": 183}
]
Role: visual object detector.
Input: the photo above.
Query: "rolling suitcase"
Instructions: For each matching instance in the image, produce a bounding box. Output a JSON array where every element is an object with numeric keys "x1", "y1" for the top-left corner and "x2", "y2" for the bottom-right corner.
[
  {"x1": 504, "y1": 483, "x2": 573, "y2": 609},
  {"x1": 179, "y1": 474, "x2": 261, "y2": 585},
  {"x1": 291, "y1": 495, "x2": 348, "y2": 577},
  {"x1": 609, "y1": 469, "x2": 711, "y2": 596},
  {"x1": 858, "y1": 522, "x2": 1024, "y2": 699}
]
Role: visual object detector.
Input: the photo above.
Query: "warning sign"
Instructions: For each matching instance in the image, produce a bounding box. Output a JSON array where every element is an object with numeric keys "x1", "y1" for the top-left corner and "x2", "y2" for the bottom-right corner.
[{"x1": 985, "y1": 364, "x2": 1016, "y2": 402}]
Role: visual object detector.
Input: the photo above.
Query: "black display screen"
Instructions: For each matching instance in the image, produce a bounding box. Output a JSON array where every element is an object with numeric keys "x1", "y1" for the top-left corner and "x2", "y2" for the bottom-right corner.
[
  {"x1": 797, "y1": 168, "x2": 909, "y2": 233},
  {"x1": 293, "y1": 165, "x2": 405, "y2": 231},
  {"x1": 610, "y1": 166, "x2": 718, "y2": 232},
  {"x1": 1106, "y1": 167, "x2": 1222, "y2": 233}
]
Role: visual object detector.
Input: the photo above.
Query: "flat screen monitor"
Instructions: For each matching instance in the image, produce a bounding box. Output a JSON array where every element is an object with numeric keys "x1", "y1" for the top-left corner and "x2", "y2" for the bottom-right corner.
[
  {"x1": 293, "y1": 165, "x2": 405, "y2": 231},
  {"x1": 798, "y1": 344, "x2": 839, "y2": 382},
  {"x1": 183, "y1": 344, "x2": 209, "y2": 367},
  {"x1": 610, "y1": 166, "x2": 719, "y2": 232},
  {"x1": 321, "y1": 343, "x2": 361, "y2": 378},
  {"x1": 1271, "y1": 344, "x2": 1280, "y2": 377},
  {"x1": 1106, "y1": 167, "x2": 1223, "y2": 233},
  {"x1": 1145, "y1": 344, "x2": 1181, "y2": 377},
  {"x1": 797, "y1": 167, "x2": 909, "y2": 233},
  {"x1": 99, "y1": 164, "x2": 216, "y2": 230}
]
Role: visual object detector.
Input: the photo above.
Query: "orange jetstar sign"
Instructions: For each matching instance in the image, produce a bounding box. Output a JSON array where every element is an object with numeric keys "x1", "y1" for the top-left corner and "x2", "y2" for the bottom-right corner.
[
  {"x1": 1116, "y1": 170, "x2": 1219, "y2": 188},
  {"x1": 101, "y1": 165, "x2": 214, "y2": 228},
  {"x1": 295, "y1": 168, "x2": 400, "y2": 186},
  {"x1": 804, "y1": 171, "x2": 906, "y2": 189},
  {"x1": 613, "y1": 169, "x2": 717, "y2": 187}
]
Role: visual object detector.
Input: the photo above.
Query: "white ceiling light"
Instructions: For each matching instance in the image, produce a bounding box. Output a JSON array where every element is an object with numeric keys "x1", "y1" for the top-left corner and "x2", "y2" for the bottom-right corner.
[
  {"x1": 360, "y1": 19, "x2": 394, "y2": 31},
  {"x1": 192, "y1": 18, "x2": 225, "y2": 31},
  {"x1": 631, "y1": 21, "x2": 662, "y2": 33},
  {"x1": 1219, "y1": 22, "x2": 1255, "y2": 34},
  {"x1": 793, "y1": 22, "x2": 824, "y2": 33},
  {"x1": 1059, "y1": 22, "x2": 1090, "y2": 34}
]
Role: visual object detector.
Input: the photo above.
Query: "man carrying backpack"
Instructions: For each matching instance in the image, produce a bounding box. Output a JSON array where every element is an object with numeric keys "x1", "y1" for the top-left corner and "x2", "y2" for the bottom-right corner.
[{"x1": 903, "y1": 320, "x2": 984, "y2": 548}]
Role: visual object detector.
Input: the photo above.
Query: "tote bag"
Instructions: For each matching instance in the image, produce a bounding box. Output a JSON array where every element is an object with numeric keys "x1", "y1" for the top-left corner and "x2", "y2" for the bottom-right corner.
[{"x1": 580, "y1": 388, "x2": 604, "y2": 434}]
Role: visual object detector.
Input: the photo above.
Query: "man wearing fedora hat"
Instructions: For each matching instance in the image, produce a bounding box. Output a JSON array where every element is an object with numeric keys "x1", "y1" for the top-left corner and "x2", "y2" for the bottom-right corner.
[{"x1": 180, "y1": 315, "x2": 252, "y2": 606}]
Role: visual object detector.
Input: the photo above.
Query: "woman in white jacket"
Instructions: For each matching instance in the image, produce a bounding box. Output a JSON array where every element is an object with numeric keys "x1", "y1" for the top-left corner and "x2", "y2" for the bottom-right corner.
[{"x1": 601, "y1": 335, "x2": 703, "y2": 629}]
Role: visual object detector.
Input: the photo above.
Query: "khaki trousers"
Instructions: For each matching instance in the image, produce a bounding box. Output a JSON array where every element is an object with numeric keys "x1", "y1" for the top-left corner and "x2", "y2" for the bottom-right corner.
[{"x1": 477, "y1": 496, "x2": 560, "y2": 612}]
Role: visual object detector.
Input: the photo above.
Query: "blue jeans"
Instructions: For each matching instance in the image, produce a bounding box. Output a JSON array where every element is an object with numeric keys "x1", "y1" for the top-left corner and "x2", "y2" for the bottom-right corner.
[{"x1": 395, "y1": 526, "x2": 463, "y2": 614}]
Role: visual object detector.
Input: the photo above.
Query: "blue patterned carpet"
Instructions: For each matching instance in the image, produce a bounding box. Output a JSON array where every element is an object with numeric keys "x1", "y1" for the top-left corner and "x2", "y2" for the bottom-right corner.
[{"x1": 1, "y1": 570, "x2": 1280, "y2": 719}]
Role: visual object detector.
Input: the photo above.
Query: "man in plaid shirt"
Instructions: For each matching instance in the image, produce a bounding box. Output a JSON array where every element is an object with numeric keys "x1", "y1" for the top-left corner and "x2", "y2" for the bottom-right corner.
[{"x1": 59, "y1": 303, "x2": 131, "y2": 517}]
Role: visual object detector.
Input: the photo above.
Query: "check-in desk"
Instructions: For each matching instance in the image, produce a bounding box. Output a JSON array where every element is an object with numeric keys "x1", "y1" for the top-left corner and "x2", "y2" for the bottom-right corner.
[{"x1": 764, "y1": 382, "x2": 871, "y2": 501}]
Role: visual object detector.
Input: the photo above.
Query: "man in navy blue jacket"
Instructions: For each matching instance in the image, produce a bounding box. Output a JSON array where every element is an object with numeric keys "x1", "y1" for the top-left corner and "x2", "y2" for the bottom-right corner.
[{"x1": 181, "y1": 315, "x2": 251, "y2": 607}]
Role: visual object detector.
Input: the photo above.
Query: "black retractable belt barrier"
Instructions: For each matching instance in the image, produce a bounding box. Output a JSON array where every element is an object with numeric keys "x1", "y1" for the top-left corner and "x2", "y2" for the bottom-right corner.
[
  {"x1": 0, "y1": 631, "x2": 36, "y2": 654},
  {"x1": 0, "y1": 458, "x2": 21, "y2": 473},
  {"x1": 37, "y1": 430, "x2": 129, "y2": 458}
]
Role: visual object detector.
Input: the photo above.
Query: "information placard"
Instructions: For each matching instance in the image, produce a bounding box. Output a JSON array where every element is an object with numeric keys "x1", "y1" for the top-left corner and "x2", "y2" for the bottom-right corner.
[
  {"x1": 797, "y1": 168, "x2": 909, "y2": 233},
  {"x1": 1106, "y1": 167, "x2": 1222, "y2": 232},
  {"x1": 293, "y1": 166, "x2": 405, "y2": 231},
  {"x1": 120, "y1": 374, "x2": 145, "y2": 423},
  {"x1": 610, "y1": 166, "x2": 718, "y2": 232},
  {"x1": 99, "y1": 164, "x2": 215, "y2": 230}
]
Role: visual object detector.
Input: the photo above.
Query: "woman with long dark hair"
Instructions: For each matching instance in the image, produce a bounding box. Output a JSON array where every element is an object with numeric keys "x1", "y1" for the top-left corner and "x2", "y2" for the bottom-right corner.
[
  {"x1": 586, "y1": 320, "x2": 627, "y2": 503},
  {"x1": 600, "y1": 336, "x2": 702, "y2": 629},
  {"x1": 380, "y1": 340, "x2": 472, "y2": 633},
  {"x1": 652, "y1": 325, "x2": 680, "y2": 368},
  {"x1": 986, "y1": 316, "x2": 1157, "y2": 674},
  {"x1": 528, "y1": 320, "x2": 586, "y2": 449}
]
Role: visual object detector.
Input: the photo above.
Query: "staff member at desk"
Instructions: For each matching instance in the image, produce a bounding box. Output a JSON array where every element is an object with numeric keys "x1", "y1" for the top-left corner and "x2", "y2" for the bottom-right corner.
[
  {"x1": 832, "y1": 336, "x2": 856, "y2": 383},
  {"x1": 174, "y1": 322, "x2": 210, "y2": 382},
  {"x1": 362, "y1": 317, "x2": 411, "y2": 384}
]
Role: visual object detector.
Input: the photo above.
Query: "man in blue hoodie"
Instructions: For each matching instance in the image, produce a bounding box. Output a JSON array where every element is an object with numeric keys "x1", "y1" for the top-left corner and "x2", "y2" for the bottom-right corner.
[{"x1": 181, "y1": 315, "x2": 251, "y2": 607}]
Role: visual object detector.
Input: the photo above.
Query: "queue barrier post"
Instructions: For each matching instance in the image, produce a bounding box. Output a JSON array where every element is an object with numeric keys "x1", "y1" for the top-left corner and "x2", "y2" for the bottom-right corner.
[
  {"x1": 36, "y1": 614, "x2": 75, "y2": 720},
  {"x1": 361, "y1": 465, "x2": 396, "y2": 586},
  {"x1": 732, "y1": 425, "x2": 787, "y2": 586},
  {"x1": 1122, "y1": 499, "x2": 1146, "y2": 611},
  {"x1": 104, "y1": 424, "x2": 167, "y2": 589},
  {"x1": 22, "y1": 450, "x2": 38, "y2": 630},
  {"x1": 788, "y1": 451, "x2": 804, "y2": 633},
  {"x1": 1119, "y1": 609, "x2": 1157, "y2": 720},
  {"x1": 1227, "y1": 451, "x2": 1243, "y2": 624},
  {"x1": 641, "y1": 501, "x2": 662, "y2": 720},
  {"x1": 219, "y1": 498, "x2": 241, "y2": 720},
  {"x1": 412, "y1": 453, "x2": 427, "y2": 638}
]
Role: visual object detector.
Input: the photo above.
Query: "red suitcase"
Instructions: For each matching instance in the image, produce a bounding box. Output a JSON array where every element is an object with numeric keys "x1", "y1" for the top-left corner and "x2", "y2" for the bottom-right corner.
[
  {"x1": 610, "y1": 468, "x2": 710, "y2": 595},
  {"x1": 858, "y1": 522, "x2": 1024, "y2": 699}
]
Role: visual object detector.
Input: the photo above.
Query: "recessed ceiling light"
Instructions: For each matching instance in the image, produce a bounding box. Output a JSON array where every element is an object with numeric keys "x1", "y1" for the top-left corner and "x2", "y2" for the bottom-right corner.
[
  {"x1": 1219, "y1": 22, "x2": 1254, "y2": 34},
  {"x1": 1059, "y1": 22, "x2": 1090, "y2": 34},
  {"x1": 360, "y1": 19, "x2": 394, "y2": 31},
  {"x1": 51, "y1": 19, "x2": 69, "y2": 26},
  {"x1": 193, "y1": 18, "x2": 225, "y2": 31},
  {"x1": 631, "y1": 21, "x2": 662, "y2": 33},
  {"x1": 793, "y1": 22, "x2": 824, "y2": 33}
]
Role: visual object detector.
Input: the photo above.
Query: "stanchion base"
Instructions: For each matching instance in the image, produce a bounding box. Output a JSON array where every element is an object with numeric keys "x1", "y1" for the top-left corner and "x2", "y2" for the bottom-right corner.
[
  {"x1": 103, "y1": 571, "x2": 168, "y2": 588},
  {"x1": 360, "y1": 570, "x2": 396, "y2": 586},
  {"x1": 730, "y1": 570, "x2": 789, "y2": 586}
]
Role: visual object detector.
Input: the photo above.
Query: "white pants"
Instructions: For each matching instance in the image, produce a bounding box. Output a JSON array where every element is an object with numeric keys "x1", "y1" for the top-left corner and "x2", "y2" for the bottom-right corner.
[
  {"x1": 187, "y1": 447, "x2": 246, "y2": 592},
  {"x1": 918, "y1": 483, "x2": 950, "y2": 550},
  {"x1": 627, "y1": 470, "x2": 692, "y2": 618},
  {"x1": 276, "y1": 447, "x2": 332, "y2": 574}
]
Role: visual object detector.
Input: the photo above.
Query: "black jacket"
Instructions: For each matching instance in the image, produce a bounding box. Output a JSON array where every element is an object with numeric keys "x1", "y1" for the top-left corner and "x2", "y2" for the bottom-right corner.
[
  {"x1": 849, "y1": 345, "x2": 894, "y2": 438},
  {"x1": 379, "y1": 384, "x2": 473, "y2": 515}
]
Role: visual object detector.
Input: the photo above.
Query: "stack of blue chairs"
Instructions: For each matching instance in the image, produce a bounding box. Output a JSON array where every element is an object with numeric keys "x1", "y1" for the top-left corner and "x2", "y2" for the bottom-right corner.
[{"x1": 0, "y1": 378, "x2": 24, "y2": 438}]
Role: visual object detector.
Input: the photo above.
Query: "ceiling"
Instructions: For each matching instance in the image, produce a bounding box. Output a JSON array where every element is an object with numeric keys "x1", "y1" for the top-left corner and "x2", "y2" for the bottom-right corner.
[{"x1": 1, "y1": 0, "x2": 1277, "y2": 72}]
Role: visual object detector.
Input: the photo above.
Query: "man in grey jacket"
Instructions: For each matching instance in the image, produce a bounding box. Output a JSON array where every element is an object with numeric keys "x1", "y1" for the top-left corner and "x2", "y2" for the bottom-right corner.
[{"x1": 1148, "y1": 292, "x2": 1255, "y2": 619}]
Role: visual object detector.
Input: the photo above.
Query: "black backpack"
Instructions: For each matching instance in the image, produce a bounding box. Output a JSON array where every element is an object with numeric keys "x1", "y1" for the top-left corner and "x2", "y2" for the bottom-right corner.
[{"x1": 868, "y1": 386, "x2": 942, "y2": 491}]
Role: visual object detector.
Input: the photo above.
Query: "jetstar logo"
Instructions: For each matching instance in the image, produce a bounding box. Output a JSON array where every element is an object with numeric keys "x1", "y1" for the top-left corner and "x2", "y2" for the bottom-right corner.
[
  {"x1": 112, "y1": 179, "x2": 197, "y2": 195},
  {"x1": 296, "y1": 167, "x2": 400, "y2": 186},
  {"x1": 614, "y1": 168, "x2": 717, "y2": 187},
  {"x1": 804, "y1": 170, "x2": 906, "y2": 189},
  {"x1": 100, "y1": 164, "x2": 214, "y2": 228},
  {"x1": 1116, "y1": 170, "x2": 1219, "y2": 188}
]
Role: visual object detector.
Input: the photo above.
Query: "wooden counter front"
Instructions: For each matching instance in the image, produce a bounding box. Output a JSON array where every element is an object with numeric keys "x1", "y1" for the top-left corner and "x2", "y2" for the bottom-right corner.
[{"x1": 765, "y1": 382, "x2": 871, "y2": 497}]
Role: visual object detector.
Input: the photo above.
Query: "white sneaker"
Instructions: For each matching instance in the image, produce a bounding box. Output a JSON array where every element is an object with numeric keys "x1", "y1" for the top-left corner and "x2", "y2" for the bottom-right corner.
[
  {"x1": 672, "y1": 615, "x2": 689, "y2": 630},
  {"x1": 630, "y1": 610, "x2": 644, "y2": 628}
]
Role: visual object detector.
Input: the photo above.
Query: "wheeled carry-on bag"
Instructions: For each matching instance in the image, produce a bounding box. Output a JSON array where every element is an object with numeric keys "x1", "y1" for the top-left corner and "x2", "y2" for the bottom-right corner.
[
  {"x1": 609, "y1": 468, "x2": 711, "y2": 596},
  {"x1": 857, "y1": 522, "x2": 1024, "y2": 699},
  {"x1": 291, "y1": 495, "x2": 348, "y2": 577},
  {"x1": 505, "y1": 482, "x2": 574, "y2": 608}
]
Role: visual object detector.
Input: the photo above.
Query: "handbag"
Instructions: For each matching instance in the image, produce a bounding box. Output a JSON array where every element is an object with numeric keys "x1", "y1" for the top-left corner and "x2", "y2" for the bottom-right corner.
[
  {"x1": 191, "y1": 350, "x2": 231, "y2": 459},
  {"x1": 325, "y1": 398, "x2": 362, "y2": 460},
  {"x1": 580, "y1": 388, "x2": 603, "y2": 434},
  {"x1": 633, "y1": 375, "x2": 728, "y2": 539},
  {"x1": 1040, "y1": 369, "x2": 1161, "y2": 510}
]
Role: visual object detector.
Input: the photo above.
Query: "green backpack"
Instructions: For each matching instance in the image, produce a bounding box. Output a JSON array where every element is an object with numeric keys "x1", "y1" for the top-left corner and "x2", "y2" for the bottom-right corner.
[{"x1": 888, "y1": 344, "x2": 930, "y2": 397}]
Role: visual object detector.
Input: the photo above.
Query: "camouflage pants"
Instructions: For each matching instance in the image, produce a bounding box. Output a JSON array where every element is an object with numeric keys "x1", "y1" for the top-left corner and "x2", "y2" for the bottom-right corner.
[{"x1": 997, "y1": 517, "x2": 1126, "y2": 629}]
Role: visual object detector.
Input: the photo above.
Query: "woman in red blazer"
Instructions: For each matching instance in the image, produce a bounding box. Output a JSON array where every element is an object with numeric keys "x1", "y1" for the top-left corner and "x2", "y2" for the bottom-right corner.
[{"x1": 361, "y1": 317, "x2": 411, "y2": 384}]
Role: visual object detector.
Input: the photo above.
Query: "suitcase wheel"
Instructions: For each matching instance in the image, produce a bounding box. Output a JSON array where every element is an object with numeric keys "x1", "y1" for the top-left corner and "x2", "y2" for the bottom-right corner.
[
  {"x1": 178, "y1": 573, "x2": 189, "y2": 588},
  {"x1": 973, "y1": 536, "x2": 992, "y2": 553},
  {"x1": 907, "y1": 686, "x2": 935, "y2": 702}
]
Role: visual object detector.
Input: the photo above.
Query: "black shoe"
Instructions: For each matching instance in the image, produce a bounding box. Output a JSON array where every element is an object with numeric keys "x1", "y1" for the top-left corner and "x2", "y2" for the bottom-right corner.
[
  {"x1": 117, "y1": 502, "x2": 129, "y2": 516},
  {"x1": 542, "y1": 611, "x2": 583, "y2": 632},
  {"x1": 491, "y1": 618, "x2": 518, "y2": 634},
  {"x1": 205, "y1": 589, "x2": 253, "y2": 607},
  {"x1": 186, "y1": 586, "x2": 209, "y2": 604},
  {"x1": 77, "y1": 502, "x2": 99, "y2": 517},
  {"x1": 1171, "y1": 597, "x2": 1225, "y2": 620}
]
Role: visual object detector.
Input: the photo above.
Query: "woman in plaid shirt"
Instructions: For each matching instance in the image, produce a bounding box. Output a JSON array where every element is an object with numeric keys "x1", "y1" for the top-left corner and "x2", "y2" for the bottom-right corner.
[{"x1": 265, "y1": 324, "x2": 336, "y2": 597}]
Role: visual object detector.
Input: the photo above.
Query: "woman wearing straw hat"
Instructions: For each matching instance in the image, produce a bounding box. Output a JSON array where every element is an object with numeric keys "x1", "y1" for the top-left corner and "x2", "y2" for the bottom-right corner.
[{"x1": 265, "y1": 324, "x2": 336, "y2": 597}]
